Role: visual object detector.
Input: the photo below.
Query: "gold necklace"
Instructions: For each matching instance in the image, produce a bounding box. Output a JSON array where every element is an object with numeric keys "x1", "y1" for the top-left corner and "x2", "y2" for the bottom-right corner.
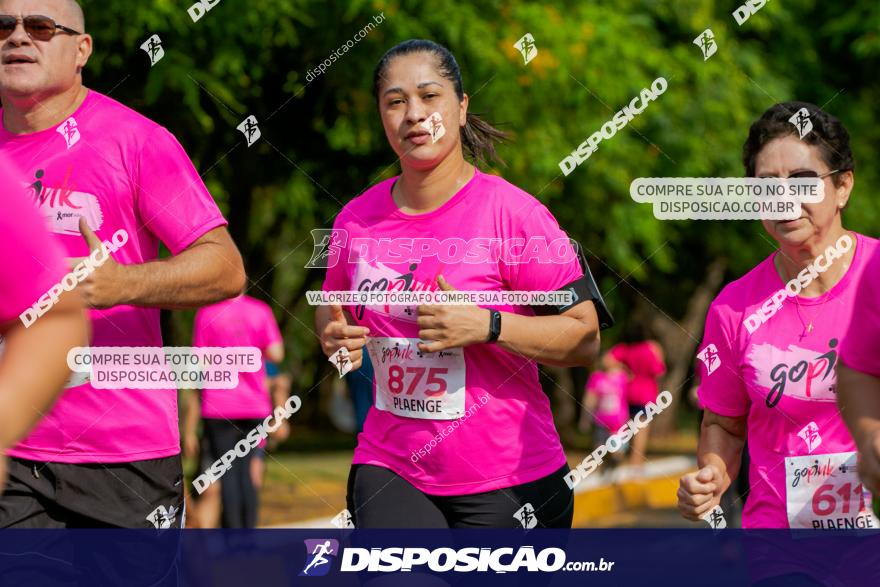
[{"x1": 777, "y1": 255, "x2": 831, "y2": 340}]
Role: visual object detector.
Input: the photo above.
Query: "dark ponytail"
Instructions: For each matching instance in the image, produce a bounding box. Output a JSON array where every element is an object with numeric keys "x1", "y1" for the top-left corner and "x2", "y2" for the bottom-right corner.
[{"x1": 373, "y1": 39, "x2": 509, "y2": 167}]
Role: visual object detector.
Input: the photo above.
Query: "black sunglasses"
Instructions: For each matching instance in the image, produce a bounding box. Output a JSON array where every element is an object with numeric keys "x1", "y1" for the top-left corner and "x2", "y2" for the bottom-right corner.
[{"x1": 0, "y1": 15, "x2": 81, "y2": 42}]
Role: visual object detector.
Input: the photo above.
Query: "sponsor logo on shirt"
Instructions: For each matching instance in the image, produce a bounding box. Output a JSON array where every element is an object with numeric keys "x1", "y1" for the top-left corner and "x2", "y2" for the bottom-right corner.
[{"x1": 29, "y1": 167, "x2": 104, "y2": 236}]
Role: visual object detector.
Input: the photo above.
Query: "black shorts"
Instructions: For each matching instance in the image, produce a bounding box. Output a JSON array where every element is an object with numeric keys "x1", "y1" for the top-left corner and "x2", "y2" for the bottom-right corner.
[
  {"x1": 0, "y1": 454, "x2": 184, "y2": 528},
  {"x1": 347, "y1": 463, "x2": 574, "y2": 529}
]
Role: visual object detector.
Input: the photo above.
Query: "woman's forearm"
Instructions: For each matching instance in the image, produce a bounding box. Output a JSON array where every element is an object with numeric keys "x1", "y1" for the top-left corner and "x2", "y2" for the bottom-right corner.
[
  {"x1": 697, "y1": 419, "x2": 746, "y2": 494},
  {"x1": 497, "y1": 310, "x2": 600, "y2": 368}
]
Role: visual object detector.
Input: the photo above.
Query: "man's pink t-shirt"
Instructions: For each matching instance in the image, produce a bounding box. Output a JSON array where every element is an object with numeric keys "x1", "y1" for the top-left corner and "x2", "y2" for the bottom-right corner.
[
  {"x1": 0, "y1": 155, "x2": 68, "y2": 322},
  {"x1": 194, "y1": 295, "x2": 283, "y2": 420},
  {"x1": 610, "y1": 341, "x2": 665, "y2": 406},
  {"x1": 0, "y1": 91, "x2": 228, "y2": 463},
  {"x1": 586, "y1": 371, "x2": 629, "y2": 431},
  {"x1": 322, "y1": 168, "x2": 582, "y2": 495},
  {"x1": 697, "y1": 233, "x2": 878, "y2": 528}
]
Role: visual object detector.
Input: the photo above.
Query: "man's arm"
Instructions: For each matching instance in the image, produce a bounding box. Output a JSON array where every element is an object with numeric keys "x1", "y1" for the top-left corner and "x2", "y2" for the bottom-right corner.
[{"x1": 77, "y1": 222, "x2": 246, "y2": 309}]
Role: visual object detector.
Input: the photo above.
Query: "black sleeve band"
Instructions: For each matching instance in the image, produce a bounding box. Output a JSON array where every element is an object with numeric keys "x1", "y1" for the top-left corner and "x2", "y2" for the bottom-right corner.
[{"x1": 530, "y1": 240, "x2": 615, "y2": 330}]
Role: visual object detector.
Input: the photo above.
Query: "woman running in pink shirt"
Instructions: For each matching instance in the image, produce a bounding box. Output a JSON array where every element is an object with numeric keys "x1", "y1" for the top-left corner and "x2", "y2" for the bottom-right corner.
[
  {"x1": 678, "y1": 103, "x2": 878, "y2": 549},
  {"x1": 316, "y1": 39, "x2": 611, "y2": 528}
]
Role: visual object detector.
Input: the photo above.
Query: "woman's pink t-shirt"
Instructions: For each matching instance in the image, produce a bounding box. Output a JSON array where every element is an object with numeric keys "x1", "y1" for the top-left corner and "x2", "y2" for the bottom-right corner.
[
  {"x1": 586, "y1": 371, "x2": 629, "y2": 431},
  {"x1": 322, "y1": 168, "x2": 582, "y2": 495},
  {"x1": 0, "y1": 91, "x2": 228, "y2": 463},
  {"x1": 194, "y1": 295, "x2": 283, "y2": 420},
  {"x1": 698, "y1": 233, "x2": 879, "y2": 529}
]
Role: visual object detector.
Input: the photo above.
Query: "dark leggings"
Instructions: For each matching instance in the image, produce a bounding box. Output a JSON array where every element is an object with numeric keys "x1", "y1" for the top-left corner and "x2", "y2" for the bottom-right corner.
[
  {"x1": 347, "y1": 464, "x2": 573, "y2": 528},
  {"x1": 203, "y1": 418, "x2": 261, "y2": 528}
]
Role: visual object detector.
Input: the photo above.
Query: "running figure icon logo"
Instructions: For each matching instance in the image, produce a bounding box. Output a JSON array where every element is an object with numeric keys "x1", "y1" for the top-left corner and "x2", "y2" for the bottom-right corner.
[
  {"x1": 331, "y1": 508, "x2": 354, "y2": 528},
  {"x1": 701, "y1": 505, "x2": 727, "y2": 530},
  {"x1": 693, "y1": 29, "x2": 717, "y2": 61},
  {"x1": 56, "y1": 117, "x2": 80, "y2": 149},
  {"x1": 420, "y1": 112, "x2": 445, "y2": 144},
  {"x1": 140, "y1": 34, "x2": 165, "y2": 66},
  {"x1": 798, "y1": 421, "x2": 822, "y2": 453},
  {"x1": 237, "y1": 115, "x2": 261, "y2": 147},
  {"x1": 300, "y1": 539, "x2": 339, "y2": 577},
  {"x1": 329, "y1": 346, "x2": 353, "y2": 378},
  {"x1": 789, "y1": 107, "x2": 813, "y2": 139},
  {"x1": 514, "y1": 503, "x2": 538, "y2": 529},
  {"x1": 513, "y1": 33, "x2": 537, "y2": 65},
  {"x1": 697, "y1": 344, "x2": 721, "y2": 375},
  {"x1": 146, "y1": 505, "x2": 178, "y2": 529},
  {"x1": 306, "y1": 229, "x2": 348, "y2": 268}
]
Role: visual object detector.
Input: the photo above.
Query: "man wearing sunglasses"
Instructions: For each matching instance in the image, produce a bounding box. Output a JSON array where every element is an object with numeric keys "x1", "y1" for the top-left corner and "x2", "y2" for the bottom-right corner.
[{"x1": 0, "y1": 0, "x2": 246, "y2": 529}]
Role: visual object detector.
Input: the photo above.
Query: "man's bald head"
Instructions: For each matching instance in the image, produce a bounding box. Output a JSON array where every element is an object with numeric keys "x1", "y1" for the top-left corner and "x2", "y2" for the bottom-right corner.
[{"x1": 65, "y1": 0, "x2": 84, "y2": 32}]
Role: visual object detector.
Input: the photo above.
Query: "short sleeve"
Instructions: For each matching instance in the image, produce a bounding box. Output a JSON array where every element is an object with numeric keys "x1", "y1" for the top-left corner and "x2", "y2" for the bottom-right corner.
[
  {"x1": 135, "y1": 127, "x2": 228, "y2": 255},
  {"x1": 0, "y1": 159, "x2": 68, "y2": 323},
  {"x1": 502, "y1": 203, "x2": 583, "y2": 293},
  {"x1": 260, "y1": 303, "x2": 283, "y2": 350},
  {"x1": 321, "y1": 212, "x2": 354, "y2": 293},
  {"x1": 696, "y1": 300, "x2": 751, "y2": 417},
  {"x1": 840, "y1": 250, "x2": 880, "y2": 376}
]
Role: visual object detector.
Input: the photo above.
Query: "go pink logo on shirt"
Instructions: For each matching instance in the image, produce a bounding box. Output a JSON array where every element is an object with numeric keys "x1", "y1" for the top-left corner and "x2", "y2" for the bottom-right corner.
[{"x1": 748, "y1": 339, "x2": 838, "y2": 408}]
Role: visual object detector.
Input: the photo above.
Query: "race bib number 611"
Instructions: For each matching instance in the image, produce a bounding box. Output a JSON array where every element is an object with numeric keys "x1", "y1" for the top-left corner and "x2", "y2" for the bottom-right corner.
[{"x1": 367, "y1": 337, "x2": 466, "y2": 420}]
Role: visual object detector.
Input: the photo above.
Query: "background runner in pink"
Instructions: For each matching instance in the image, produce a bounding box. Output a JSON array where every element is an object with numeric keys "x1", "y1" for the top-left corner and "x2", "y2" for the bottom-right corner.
[
  {"x1": 0, "y1": 91, "x2": 229, "y2": 463},
  {"x1": 698, "y1": 232, "x2": 877, "y2": 527},
  {"x1": 610, "y1": 341, "x2": 666, "y2": 406},
  {"x1": 322, "y1": 168, "x2": 583, "y2": 495},
  {"x1": 193, "y1": 295, "x2": 284, "y2": 419},
  {"x1": 584, "y1": 370, "x2": 629, "y2": 433}
]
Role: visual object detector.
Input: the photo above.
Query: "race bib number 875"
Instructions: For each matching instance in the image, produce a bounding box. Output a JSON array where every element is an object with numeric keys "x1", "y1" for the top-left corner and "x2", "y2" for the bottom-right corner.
[{"x1": 367, "y1": 337, "x2": 466, "y2": 420}]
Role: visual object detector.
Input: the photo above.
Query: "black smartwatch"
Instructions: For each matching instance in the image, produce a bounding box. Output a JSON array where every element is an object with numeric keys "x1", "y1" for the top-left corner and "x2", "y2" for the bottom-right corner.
[{"x1": 487, "y1": 309, "x2": 502, "y2": 343}]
